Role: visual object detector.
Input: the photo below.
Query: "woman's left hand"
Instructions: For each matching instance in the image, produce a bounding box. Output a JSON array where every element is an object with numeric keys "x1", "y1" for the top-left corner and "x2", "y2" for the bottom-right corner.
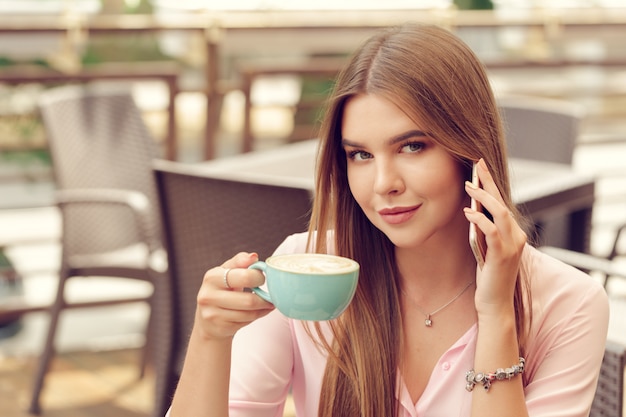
[{"x1": 463, "y1": 158, "x2": 527, "y2": 317}]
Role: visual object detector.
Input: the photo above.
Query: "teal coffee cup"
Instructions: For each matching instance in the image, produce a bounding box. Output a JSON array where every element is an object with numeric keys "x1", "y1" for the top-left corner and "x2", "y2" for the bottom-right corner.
[{"x1": 249, "y1": 253, "x2": 359, "y2": 321}]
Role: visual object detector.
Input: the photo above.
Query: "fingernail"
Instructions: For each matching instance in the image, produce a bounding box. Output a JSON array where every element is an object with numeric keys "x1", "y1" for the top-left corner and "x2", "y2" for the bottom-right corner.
[{"x1": 465, "y1": 180, "x2": 478, "y2": 189}]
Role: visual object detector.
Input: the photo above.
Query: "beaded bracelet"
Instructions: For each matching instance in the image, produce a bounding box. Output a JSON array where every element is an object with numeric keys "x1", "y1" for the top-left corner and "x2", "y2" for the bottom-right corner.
[{"x1": 465, "y1": 357, "x2": 525, "y2": 392}]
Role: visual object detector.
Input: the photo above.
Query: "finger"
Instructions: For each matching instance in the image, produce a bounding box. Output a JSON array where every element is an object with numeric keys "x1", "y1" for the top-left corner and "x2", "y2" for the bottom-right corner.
[
  {"x1": 220, "y1": 267, "x2": 266, "y2": 291},
  {"x1": 219, "y1": 252, "x2": 264, "y2": 291},
  {"x1": 464, "y1": 196, "x2": 526, "y2": 263},
  {"x1": 475, "y1": 158, "x2": 503, "y2": 202},
  {"x1": 464, "y1": 186, "x2": 517, "y2": 237},
  {"x1": 464, "y1": 180, "x2": 499, "y2": 219},
  {"x1": 465, "y1": 161, "x2": 511, "y2": 227},
  {"x1": 198, "y1": 271, "x2": 273, "y2": 311},
  {"x1": 208, "y1": 306, "x2": 274, "y2": 328},
  {"x1": 200, "y1": 289, "x2": 274, "y2": 313},
  {"x1": 221, "y1": 251, "x2": 259, "y2": 270},
  {"x1": 201, "y1": 252, "x2": 259, "y2": 291},
  {"x1": 197, "y1": 295, "x2": 274, "y2": 339}
]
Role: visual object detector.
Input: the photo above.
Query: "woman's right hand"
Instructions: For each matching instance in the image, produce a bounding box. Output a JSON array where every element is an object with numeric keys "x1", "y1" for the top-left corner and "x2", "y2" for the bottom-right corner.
[{"x1": 195, "y1": 252, "x2": 275, "y2": 341}]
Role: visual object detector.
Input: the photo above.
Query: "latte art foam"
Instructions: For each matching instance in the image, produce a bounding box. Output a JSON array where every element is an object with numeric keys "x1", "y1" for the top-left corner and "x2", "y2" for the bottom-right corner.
[{"x1": 268, "y1": 254, "x2": 358, "y2": 274}]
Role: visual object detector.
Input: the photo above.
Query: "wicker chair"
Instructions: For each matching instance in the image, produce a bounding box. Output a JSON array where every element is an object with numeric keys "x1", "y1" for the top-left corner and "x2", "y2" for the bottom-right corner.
[
  {"x1": 498, "y1": 94, "x2": 585, "y2": 165},
  {"x1": 591, "y1": 340, "x2": 626, "y2": 417},
  {"x1": 498, "y1": 95, "x2": 587, "y2": 250},
  {"x1": 151, "y1": 159, "x2": 312, "y2": 417},
  {"x1": 29, "y1": 85, "x2": 167, "y2": 414}
]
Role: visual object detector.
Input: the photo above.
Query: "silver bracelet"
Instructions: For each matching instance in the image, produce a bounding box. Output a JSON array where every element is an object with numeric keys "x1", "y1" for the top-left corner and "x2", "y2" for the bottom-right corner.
[{"x1": 465, "y1": 357, "x2": 525, "y2": 392}]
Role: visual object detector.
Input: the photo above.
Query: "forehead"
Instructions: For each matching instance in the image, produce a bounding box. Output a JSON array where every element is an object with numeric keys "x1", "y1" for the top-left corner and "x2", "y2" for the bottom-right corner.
[{"x1": 341, "y1": 94, "x2": 424, "y2": 140}]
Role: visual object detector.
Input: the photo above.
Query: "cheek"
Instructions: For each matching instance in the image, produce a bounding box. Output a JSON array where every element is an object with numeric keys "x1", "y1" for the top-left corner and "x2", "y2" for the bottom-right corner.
[
  {"x1": 435, "y1": 169, "x2": 468, "y2": 208},
  {"x1": 439, "y1": 182, "x2": 468, "y2": 210},
  {"x1": 417, "y1": 162, "x2": 466, "y2": 206}
]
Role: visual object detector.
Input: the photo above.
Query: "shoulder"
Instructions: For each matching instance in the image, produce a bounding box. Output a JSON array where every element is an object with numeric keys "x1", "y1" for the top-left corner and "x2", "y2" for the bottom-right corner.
[
  {"x1": 523, "y1": 245, "x2": 609, "y2": 318},
  {"x1": 523, "y1": 244, "x2": 609, "y2": 352},
  {"x1": 522, "y1": 245, "x2": 610, "y2": 416},
  {"x1": 524, "y1": 245, "x2": 608, "y2": 309}
]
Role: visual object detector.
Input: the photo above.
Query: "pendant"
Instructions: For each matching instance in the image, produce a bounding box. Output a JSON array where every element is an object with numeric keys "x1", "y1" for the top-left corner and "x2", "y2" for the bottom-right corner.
[{"x1": 424, "y1": 315, "x2": 432, "y2": 327}]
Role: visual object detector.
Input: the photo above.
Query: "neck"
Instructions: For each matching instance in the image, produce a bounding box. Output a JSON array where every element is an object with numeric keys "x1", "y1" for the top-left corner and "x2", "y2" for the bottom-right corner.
[{"x1": 395, "y1": 241, "x2": 476, "y2": 294}]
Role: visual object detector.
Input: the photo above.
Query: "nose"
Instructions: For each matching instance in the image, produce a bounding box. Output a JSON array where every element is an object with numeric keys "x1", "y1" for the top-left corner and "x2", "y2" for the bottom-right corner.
[{"x1": 373, "y1": 160, "x2": 405, "y2": 195}]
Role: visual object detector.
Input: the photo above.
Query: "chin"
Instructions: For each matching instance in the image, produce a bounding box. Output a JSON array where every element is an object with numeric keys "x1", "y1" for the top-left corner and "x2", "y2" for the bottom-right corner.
[{"x1": 383, "y1": 232, "x2": 426, "y2": 250}]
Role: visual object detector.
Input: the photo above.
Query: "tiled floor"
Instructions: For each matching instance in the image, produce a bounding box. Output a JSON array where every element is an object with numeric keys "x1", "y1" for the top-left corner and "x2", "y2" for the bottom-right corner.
[{"x1": 1, "y1": 348, "x2": 155, "y2": 417}]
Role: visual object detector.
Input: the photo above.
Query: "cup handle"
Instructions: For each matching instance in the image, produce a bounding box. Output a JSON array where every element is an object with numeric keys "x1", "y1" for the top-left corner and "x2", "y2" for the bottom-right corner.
[{"x1": 248, "y1": 261, "x2": 273, "y2": 304}]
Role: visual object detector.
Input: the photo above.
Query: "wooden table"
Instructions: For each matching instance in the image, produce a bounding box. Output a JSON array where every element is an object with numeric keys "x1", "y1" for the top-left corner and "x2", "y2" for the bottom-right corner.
[{"x1": 199, "y1": 139, "x2": 596, "y2": 252}]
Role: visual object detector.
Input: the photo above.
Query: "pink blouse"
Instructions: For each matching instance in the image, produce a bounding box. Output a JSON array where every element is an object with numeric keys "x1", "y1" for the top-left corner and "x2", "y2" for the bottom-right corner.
[{"x1": 168, "y1": 232, "x2": 610, "y2": 417}]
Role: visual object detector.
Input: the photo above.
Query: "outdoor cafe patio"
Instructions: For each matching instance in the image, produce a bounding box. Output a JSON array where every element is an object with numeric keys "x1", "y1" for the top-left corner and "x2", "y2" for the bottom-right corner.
[{"x1": 2, "y1": 1, "x2": 626, "y2": 416}]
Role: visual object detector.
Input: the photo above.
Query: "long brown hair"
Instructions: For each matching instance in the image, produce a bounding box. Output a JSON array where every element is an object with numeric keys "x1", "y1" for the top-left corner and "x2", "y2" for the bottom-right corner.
[{"x1": 308, "y1": 24, "x2": 531, "y2": 417}]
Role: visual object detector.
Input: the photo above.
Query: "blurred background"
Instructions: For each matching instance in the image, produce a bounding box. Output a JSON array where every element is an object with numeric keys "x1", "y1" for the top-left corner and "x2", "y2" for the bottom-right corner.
[{"x1": 1, "y1": 1, "x2": 625, "y2": 416}]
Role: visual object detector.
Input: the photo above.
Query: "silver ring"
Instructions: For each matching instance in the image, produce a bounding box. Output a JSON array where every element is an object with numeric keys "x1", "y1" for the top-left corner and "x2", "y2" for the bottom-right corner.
[{"x1": 223, "y1": 268, "x2": 233, "y2": 289}]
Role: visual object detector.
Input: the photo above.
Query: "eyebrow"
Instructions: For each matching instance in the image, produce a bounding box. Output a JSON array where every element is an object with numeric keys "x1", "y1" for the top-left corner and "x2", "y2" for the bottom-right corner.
[{"x1": 341, "y1": 130, "x2": 429, "y2": 148}]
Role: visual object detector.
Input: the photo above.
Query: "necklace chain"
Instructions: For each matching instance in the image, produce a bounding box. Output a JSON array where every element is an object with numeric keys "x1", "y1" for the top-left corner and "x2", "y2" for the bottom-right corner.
[{"x1": 401, "y1": 280, "x2": 474, "y2": 327}]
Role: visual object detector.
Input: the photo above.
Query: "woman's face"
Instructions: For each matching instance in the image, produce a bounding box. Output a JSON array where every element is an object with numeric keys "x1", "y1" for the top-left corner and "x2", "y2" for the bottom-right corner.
[{"x1": 341, "y1": 94, "x2": 469, "y2": 250}]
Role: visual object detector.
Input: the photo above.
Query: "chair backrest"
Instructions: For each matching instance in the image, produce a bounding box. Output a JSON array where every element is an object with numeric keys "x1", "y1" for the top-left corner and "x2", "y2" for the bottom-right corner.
[
  {"x1": 590, "y1": 340, "x2": 626, "y2": 417},
  {"x1": 498, "y1": 95, "x2": 585, "y2": 165},
  {"x1": 152, "y1": 159, "x2": 312, "y2": 416},
  {"x1": 38, "y1": 85, "x2": 161, "y2": 254}
]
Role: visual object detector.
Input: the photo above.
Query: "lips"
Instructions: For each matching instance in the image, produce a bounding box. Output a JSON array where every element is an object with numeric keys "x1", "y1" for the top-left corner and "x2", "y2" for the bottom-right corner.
[{"x1": 378, "y1": 205, "x2": 420, "y2": 225}]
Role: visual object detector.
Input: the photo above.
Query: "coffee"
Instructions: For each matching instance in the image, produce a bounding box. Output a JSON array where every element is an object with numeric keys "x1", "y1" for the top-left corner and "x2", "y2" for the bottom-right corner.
[
  {"x1": 267, "y1": 253, "x2": 358, "y2": 274},
  {"x1": 249, "y1": 253, "x2": 359, "y2": 321}
]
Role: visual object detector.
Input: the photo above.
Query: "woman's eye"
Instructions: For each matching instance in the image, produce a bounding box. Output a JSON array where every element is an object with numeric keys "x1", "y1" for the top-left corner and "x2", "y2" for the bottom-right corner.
[
  {"x1": 347, "y1": 150, "x2": 372, "y2": 161},
  {"x1": 401, "y1": 142, "x2": 425, "y2": 153}
]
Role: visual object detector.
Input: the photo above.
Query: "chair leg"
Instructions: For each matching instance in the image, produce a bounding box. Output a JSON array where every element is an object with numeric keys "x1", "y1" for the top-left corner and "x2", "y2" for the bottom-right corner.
[
  {"x1": 138, "y1": 293, "x2": 155, "y2": 379},
  {"x1": 148, "y1": 270, "x2": 175, "y2": 417},
  {"x1": 28, "y1": 272, "x2": 68, "y2": 415}
]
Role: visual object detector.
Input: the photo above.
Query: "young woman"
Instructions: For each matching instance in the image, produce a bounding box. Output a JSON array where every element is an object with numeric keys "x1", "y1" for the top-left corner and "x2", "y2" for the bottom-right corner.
[{"x1": 167, "y1": 24, "x2": 609, "y2": 417}]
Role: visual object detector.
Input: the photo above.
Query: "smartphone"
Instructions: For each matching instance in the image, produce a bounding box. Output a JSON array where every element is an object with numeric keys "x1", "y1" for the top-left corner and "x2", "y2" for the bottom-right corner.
[{"x1": 469, "y1": 162, "x2": 487, "y2": 269}]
